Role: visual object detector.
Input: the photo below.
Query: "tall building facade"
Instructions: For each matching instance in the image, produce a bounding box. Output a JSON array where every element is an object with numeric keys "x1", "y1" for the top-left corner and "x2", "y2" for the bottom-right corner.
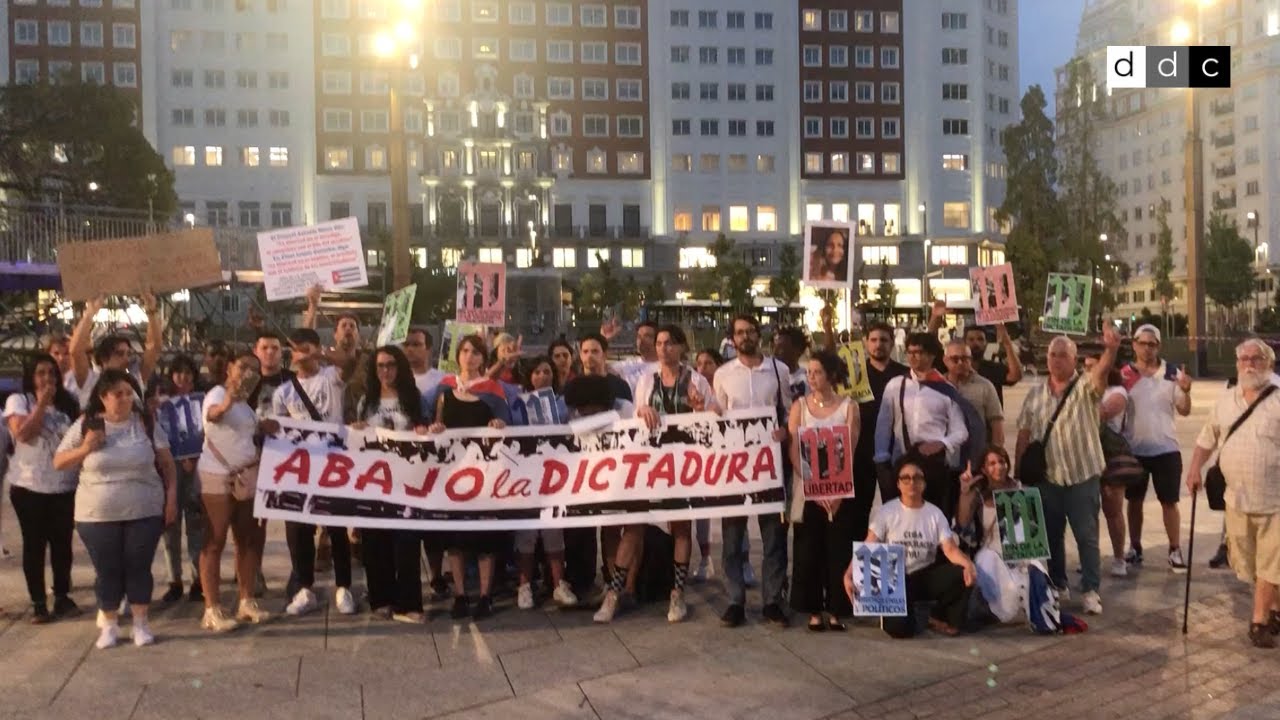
[
  {"x1": 2, "y1": 0, "x2": 142, "y2": 106},
  {"x1": 1061, "y1": 0, "x2": 1280, "y2": 320},
  {"x1": 5, "y1": 0, "x2": 1018, "y2": 315}
]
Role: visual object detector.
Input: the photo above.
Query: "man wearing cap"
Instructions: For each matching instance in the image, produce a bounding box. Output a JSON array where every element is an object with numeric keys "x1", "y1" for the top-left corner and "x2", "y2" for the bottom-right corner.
[{"x1": 1121, "y1": 324, "x2": 1193, "y2": 573}]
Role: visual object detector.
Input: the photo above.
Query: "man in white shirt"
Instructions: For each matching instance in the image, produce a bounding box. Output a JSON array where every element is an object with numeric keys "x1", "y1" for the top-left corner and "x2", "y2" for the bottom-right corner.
[
  {"x1": 404, "y1": 327, "x2": 446, "y2": 397},
  {"x1": 874, "y1": 333, "x2": 969, "y2": 518},
  {"x1": 712, "y1": 314, "x2": 792, "y2": 628},
  {"x1": 606, "y1": 319, "x2": 659, "y2": 395},
  {"x1": 1122, "y1": 325, "x2": 1192, "y2": 573}
]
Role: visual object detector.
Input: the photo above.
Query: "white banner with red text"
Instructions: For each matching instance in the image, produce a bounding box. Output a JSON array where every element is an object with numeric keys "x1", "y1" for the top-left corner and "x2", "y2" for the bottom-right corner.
[{"x1": 253, "y1": 409, "x2": 785, "y2": 530}]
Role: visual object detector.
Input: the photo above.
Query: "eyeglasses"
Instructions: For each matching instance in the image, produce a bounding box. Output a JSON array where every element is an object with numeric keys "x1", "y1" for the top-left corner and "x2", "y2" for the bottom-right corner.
[
  {"x1": 897, "y1": 473, "x2": 926, "y2": 483},
  {"x1": 905, "y1": 349, "x2": 929, "y2": 357},
  {"x1": 1134, "y1": 340, "x2": 1160, "y2": 348},
  {"x1": 1237, "y1": 355, "x2": 1269, "y2": 366},
  {"x1": 945, "y1": 356, "x2": 971, "y2": 363}
]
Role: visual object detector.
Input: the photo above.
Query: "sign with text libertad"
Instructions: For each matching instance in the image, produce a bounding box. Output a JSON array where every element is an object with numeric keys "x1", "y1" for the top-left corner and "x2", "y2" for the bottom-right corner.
[
  {"x1": 993, "y1": 487, "x2": 1050, "y2": 562},
  {"x1": 253, "y1": 409, "x2": 784, "y2": 530}
]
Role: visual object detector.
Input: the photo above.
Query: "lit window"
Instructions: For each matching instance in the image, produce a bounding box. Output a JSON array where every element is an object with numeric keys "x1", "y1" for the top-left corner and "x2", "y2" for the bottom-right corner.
[
  {"x1": 701, "y1": 206, "x2": 721, "y2": 232},
  {"x1": 515, "y1": 248, "x2": 533, "y2": 268},
  {"x1": 672, "y1": 153, "x2": 692, "y2": 172},
  {"x1": 586, "y1": 247, "x2": 609, "y2": 268},
  {"x1": 679, "y1": 247, "x2": 717, "y2": 269},
  {"x1": 756, "y1": 206, "x2": 777, "y2": 232},
  {"x1": 727, "y1": 154, "x2": 748, "y2": 173},
  {"x1": 477, "y1": 247, "x2": 503, "y2": 264},
  {"x1": 832, "y1": 204, "x2": 850, "y2": 222},
  {"x1": 618, "y1": 152, "x2": 643, "y2": 174},
  {"x1": 699, "y1": 154, "x2": 720, "y2": 173},
  {"x1": 804, "y1": 153, "x2": 823, "y2": 173},
  {"x1": 942, "y1": 154, "x2": 969, "y2": 171},
  {"x1": 673, "y1": 211, "x2": 693, "y2": 232},
  {"x1": 729, "y1": 206, "x2": 750, "y2": 232},
  {"x1": 857, "y1": 152, "x2": 875, "y2": 173},
  {"x1": 269, "y1": 147, "x2": 289, "y2": 167},
  {"x1": 806, "y1": 204, "x2": 824, "y2": 222},
  {"x1": 831, "y1": 153, "x2": 850, "y2": 174},
  {"x1": 172, "y1": 146, "x2": 196, "y2": 166},
  {"x1": 325, "y1": 146, "x2": 353, "y2": 170},
  {"x1": 241, "y1": 147, "x2": 260, "y2": 167},
  {"x1": 802, "y1": 9, "x2": 821, "y2": 30},
  {"x1": 441, "y1": 248, "x2": 461, "y2": 267},
  {"x1": 587, "y1": 149, "x2": 606, "y2": 173},
  {"x1": 553, "y1": 248, "x2": 577, "y2": 268},
  {"x1": 943, "y1": 202, "x2": 971, "y2": 229},
  {"x1": 862, "y1": 246, "x2": 900, "y2": 265},
  {"x1": 620, "y1": 248, "x2": 645, "y2": 268},
  {"x1": 930, "y1": 245, "x2": 969, "y2": 265},
  {"x1": 756, "y1": 155, "x2": 775, "y2": 173},
  {"x1": 882, "y1": 153, "x2": 901, "y2": 173}
]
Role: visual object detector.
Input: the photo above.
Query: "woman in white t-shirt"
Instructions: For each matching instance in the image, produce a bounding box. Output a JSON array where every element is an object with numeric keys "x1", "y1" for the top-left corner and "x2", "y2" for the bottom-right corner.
[
  {"x1": 352, "y1": 345, "x2": 430, "y2": 624},
  {"x1": 847, "y1": 456, "x2": 976, "y2": 639},
  {"x1": 5, "y1": 353, "x2": 83, "y2": 623},
  {"x1": 195, "y1": 352, "x2": 278, "y2": 633},
  {"x1": 54, "y1": 370, "x2": 177, "y2": 650}
]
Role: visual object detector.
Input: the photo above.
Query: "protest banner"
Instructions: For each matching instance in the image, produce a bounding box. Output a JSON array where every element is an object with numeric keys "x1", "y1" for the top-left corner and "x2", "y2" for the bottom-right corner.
[
  {"x1": 969, "y1": 263, "x2": 1019, "y2": 325},
  {"x1": 56, "y1": 228, "x2": 224, "y2": 301},
  {"x1": 438, "y1": 320, "x2": 486, "y2": 374},
  {"x1": 993, "y1": 487, "x2": 1050, "y2": 562},
  {"x1": 835, "y1": 341, "x2": 873, "y2": 403},
  {"x1": 850, "y1": 542, "x2": 908, "y2": 616},
  {"x1": 798, "y1": 424, "x2": 853, "y2": 501},
  {"x1": 456, "y1": 262, "x2": 506, "y2": 325},
  {"x1": 1040, "y1": 273, "x2": 1092, "y2": 335},
  {"x1": 375, "y1": 285, "x2": 417, "y2": 346},
  {"x1": 252, "y1": 409, "x2": 785, "y2": 530},
  {"x1": 256, "y1": 217, "x2": 367, "y2": 301},
  {"x1": 803, "y1": 221, "x2": 855, "y2": 289}
]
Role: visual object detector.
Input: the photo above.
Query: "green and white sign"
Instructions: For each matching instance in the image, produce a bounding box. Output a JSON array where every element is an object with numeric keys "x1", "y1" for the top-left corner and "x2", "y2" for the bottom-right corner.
[
  {"x1": 1040, "y1": 273, "x2": 1092, "y2": 335},
  {"x1": 375, "y1": 284, "x2": 418, "y2": 347},
  {"x1": 993, "y1": 487, "x2": 1050, "y2": 562}
]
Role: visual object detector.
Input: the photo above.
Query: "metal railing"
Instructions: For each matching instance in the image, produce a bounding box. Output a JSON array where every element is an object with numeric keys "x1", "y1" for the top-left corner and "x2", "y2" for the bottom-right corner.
[{"x1": 0, "y1": 203, "x2": 161, "y2": 264}]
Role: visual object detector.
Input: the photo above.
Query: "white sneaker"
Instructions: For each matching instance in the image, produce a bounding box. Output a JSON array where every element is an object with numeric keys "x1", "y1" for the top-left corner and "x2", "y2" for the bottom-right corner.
[
  {"x1": 552, "y1": 581, "x2": 578, "y2": 607},
  {"x1": 236, "y1": 598, "x2": 271, "y2": 624},
  {"x1": 692, "y1": 557, "x2": 713, "y2": 583},
  {"x1": 1168, "y1": 548, "x2": 1189, "y2": 574},
  {"x1": 334, "y1": 587, "x2": 357, "y2": 615},
  {"x1": 392, "y1": 610, "x2": 425, "y2": 624},
  {"x1": 1110, "y1": 558, "x2": 1128, "y2": 577},
  {"x1": 1082, "y1": 590, "x2": 1103, "y2": 615},
  {"x1": 201, "y1": 607, "x2": 239, "y2": 633},
  {"x1": 667, "y1": 589, "x2": 688, "y2": 623},
  {"x1": 132, "y1": 620, "x2": 155, "y2": 647},
  {"x1": 742, "y1": 562, "x2": 758, "y2": 588},
  {"x1": 517, "y1": 583, "x2": 535, "y2": 610},
  {"x1": 286, "y1": 588, "x2": 319, "y2": 616},
  {"x1": 593, "y1": 590, "x2": 620, "y2": 623},
  {"x1": 95, "y1": 622, "x2": 119, "y2": 649}
]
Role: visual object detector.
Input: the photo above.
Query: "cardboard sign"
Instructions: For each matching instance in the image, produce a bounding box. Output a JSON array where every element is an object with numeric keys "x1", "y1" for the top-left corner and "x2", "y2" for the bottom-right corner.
[
  {"x1": 850, "y1": 542, "x2": 908, "y2": 616},
  {"x1": 803, "y1": 221, "x2": 855, "y2": 289},
  {"x1": 799, "y1": 424, "x2": 854, "y2": 501},
  {"x1": 835, "y1": 341, "x2": 873, "y2": 403},
  {"x1": 1041, "y1": 273, "x2": 1092, "y2": 335},
  {"x1": 993, "y1": 487, "x2": 1050, "y2": 562},
  {"x1": 438, "y1": 321, "x2": 486, "y2": 374},
  {"x1": 970, "y1": 264, "x2": 1019, "y2": 325},
  {"x1": 56, "y1": 228, "x2": 224, "y2": 301},
  {"x1": 253, "y1": 409, "x2": 785, "y2": 530},
  {"x1": 375, "y1": 285, "x2": 417, "y2": 347},
  {"x1": 256, "y1": 217, "x2": 367, "y2": 301},
  {"x1": 455, "y1": 262, "x2": 506, "y2": 326}
]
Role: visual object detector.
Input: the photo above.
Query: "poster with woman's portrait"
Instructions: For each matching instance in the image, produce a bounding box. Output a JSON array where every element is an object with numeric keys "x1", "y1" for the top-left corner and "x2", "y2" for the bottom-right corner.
[{"x1": 803, "y1": 222, "x2": 855, "y2": 289}]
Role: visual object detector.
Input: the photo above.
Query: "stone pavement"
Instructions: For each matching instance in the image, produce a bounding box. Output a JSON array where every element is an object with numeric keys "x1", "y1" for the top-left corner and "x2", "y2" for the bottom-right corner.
[{"x1": 0, "y1": 379, "x2": 1276, "y2": 720}]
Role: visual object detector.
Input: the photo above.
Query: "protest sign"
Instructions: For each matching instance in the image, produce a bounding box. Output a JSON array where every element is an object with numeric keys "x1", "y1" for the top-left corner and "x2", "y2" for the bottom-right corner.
[
  {"x1": 56, "y1": 228, "x2": 224, "y2": 301},
  {"x1": 375, "y1": 285, "x2": 417, "y2": 346},
  {"x1": 252, "y1": 409, "x2": 785, "y2": 530},
  {"x1": 993, "y1": 487, "x2": 1050, "y2": 562},
  {"x1": 850, "y1": 542, "x2": 908, "y2": 616},
  {"x1": 970, "y1": 264, "x2": 1019, "y2": 325},
  {"x1": 803, "y1": 221, "x2": 855, "y2": 289},
  {"x1": 456, "y1": 262, "x2": 506, "y2": 325},
  {"x1": 798, "y1": 424, "x2": 853, "y2": 501},
  {"x1": 438, "y1": 321, "x2": 486, "y2": 374},
  {"x1": 835, "y1": 341, "x2": 873, "y2": 403},
  {"x1": 1041, "y1": 273, "x2": 1092, "y2": 335},
  {"x1": 256, "y1": 217, "x2": 367, "y2": 301},
  {"x1": 156, "y1": 392, "x2": 206, "y2": 461},
  {"x1": 522, "y1": 388, "x2": 567, "y2": 425}
]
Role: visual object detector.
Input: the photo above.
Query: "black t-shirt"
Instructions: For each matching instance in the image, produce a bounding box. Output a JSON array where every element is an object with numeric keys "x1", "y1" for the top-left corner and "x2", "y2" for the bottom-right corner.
[
  {"x1": 606, "y1": 374, "x2": 634, "y2": 403},
  {"x1": 856, "y1": 358, "x2": 909, "y2": 464},
  {"x1": 976, "y1": 358, "x2": 1009, "y2": 404}
]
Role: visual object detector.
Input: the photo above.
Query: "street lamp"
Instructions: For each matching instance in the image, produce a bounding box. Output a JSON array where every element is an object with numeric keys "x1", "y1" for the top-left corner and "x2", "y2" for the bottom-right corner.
[
  {"x1": 918, "y1": 202, "x2": 929, "y2": 309},
  {"x1": 1248, "y1": 210, "x2": 1261, "y2": 327},
  {"x1": 373, "y1": 4, "x2": 423, "y2": 292},
  {"x1": 1175, "y1": 4, "x2": 1211, "y2": 375}
]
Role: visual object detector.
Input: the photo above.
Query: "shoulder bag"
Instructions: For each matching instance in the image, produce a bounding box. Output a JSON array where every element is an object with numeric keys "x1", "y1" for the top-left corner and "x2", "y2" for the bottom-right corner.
[
  {"x1": 1100, "y1": 399, "x2": 1144, "y2": 488},
  {"x1": 1205, "y1": 384, "x2": 1277, "y2": 511},
  {"x1": 1018, "y1": 376, "x2": 1079, "y2": 485},
  {"x1": 288, "y1": 375, "x2": 325, "y2": 422}
]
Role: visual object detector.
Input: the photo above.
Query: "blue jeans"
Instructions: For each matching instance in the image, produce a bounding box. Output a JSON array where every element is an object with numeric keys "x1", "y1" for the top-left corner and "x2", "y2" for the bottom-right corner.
[
  {"x1": 721, "y1": 513, "x2": 788, "y2": 608},
  {"x1": 78, "y1": 516, "x2": 165, "y2": 609},
  {"x1": 1041, "y1": 477, "x2": 1101, "y2": 594}
]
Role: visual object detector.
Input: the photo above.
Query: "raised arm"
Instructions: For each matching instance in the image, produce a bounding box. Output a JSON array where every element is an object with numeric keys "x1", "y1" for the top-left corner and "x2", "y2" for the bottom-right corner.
[
  {"x1": 302, "y1": 284, "x2": 321, "y2": 330},
  {"x1": 69, "y1": 295, "x2": 105, "y2": 388},
  {"x1": 926, "y1": 298, "x2": 946, "y2": 334},
  {"x1": 139, "y1": 292, "x2": 163, "y2": 381},
  {"x1": 1090, "y1": 323, "x2": 1121, "y2": 396},
  {"x1": 996, "y1": 323, "x2": 1022, "y2": 385}
]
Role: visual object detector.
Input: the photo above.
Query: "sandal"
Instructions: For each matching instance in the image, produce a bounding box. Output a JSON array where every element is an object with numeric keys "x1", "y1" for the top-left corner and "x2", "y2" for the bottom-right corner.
[
  {"x1": 1249, "y1": 623, "x2": 1276, "y2": 649},
  {"x1": 807, "y1": 616, "x2": 826, "y2": 632},
  {"x1": 826, "y1": 618, "x2": 847, "y2": 632},
  {"x1": 928, "y1": 616, "x2": 960, "y2": 636}
]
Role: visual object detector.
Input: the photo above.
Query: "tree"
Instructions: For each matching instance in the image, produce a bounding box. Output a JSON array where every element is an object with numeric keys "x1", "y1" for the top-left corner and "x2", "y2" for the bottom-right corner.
[
  {"x1": 410, "y1": 266, "x2": 457, "y2": 324},
  {"x1": 0, "y1": 80, "x2": 177, "y2": 215},
  {"x1": 1152, "y1": 198, "x2": 1176, "y2": 319},
  {"x1": 707, "y1": 234, "x2": 754, "y2": 313},
  {"x1": 620, "y1": 276, "x2": 642, "y2": 320},
  {"x1": 996, "y1": 84, "x2": 1063, "y2": 323},
  {"x1": 574, "y1": 256, "x2": 623, "y2": 321},
  {"x1": 642, "y1": 274, "x2": 667, "y2": 305},
  {"x1": 876, "y1": 257, "x2": 898, "y2": 316},
  {"x1": 1056, "y1": 58, "x2": 1125, "y2": 310},
  {"x1": 1203, "y1": 210, "x2": 1255, "y2": 327},
  {"x1": 768, "y1": 243, "x2": 801, "y2": 308}
]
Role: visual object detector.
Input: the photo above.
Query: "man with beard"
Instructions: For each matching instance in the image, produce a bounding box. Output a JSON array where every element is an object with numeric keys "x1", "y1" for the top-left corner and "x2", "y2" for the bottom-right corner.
[
  {"x1": 1187, "y1": 339, "x2": 1280, "y2": 648},
  {"x1": 603, "y1": 319, "x2": 659, "y2": 395},
  {"x1": 850, "y1": 322, "x2": 908, "y2": 542},
  {"x1": 404, "y1": 327, "x2": 447, "y2": 397}
]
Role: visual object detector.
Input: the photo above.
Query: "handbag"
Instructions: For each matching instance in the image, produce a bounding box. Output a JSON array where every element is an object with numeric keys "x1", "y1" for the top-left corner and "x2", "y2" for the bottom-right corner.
[
  {"x1": 1205, "y1": 384, "x2": 1277, "y2": 511},
  {"x1": 204, "y1": 437, "x2": 258, "y2": 502},
  {"x1": 1100, "y1": 403, "x2": 1144, "y2": 488},
  {"x1": 1019, "y1": 376, "x2": 1079, "y2": 485}
]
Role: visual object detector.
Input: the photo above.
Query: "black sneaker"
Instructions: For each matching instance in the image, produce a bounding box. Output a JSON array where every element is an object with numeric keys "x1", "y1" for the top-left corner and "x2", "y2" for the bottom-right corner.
[
  {"x1": 52, "y1": 595, "x2": 81, "y2": 618},
  {"x1": 472, "y1": 595, "x2": 493, "y2": 621},
  {"x1": 1209, "y1": 544, "x2": 1230, "y2": 569},
  {"x1": 1268, "y1": 611, "x2": 1280, "y2": 636},
  {"x1": 762, "y1": 603, "x2": 790, "y2": 628},
  {"x1": 720, "y1": 604, "x2": 745, "y2": 628},
  {"x1": 450, "y1": 595, "x2": 470, "y2": 620},
  {"x1": 429, "y1": 576, "x2": 450, "y2": 601},
  {"x1": 1249, "y1": 623, "x2": 1277, "y2": 649},
  {"x1": 161, "y1": 582, "x2": 184, "y2": 603},
  {"x1": 188, "y1": 579, "x2": 204, "y2": 603},
  {"x1": 30, "y1": 603, "x2": 51, "y2": 625}
]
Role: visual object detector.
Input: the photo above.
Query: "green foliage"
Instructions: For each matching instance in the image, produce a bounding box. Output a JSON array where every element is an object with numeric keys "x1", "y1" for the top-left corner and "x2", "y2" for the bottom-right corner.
[
  {"x1": 574, "y1": 255, "x2": 623, "y2": 321},
  {"x1": 876, "y1": 257, "x2": 898, "y2": 315},
  {"x1": 1152, "y1": 199, "x2": 1177, "y2": 307},
  {"x1": 1203, "y1": 211, "x2": 1255, "y2": 313},
  {"x1": 643, "y1": 274, "x2": 667, "y2": 305},
  {"x1": 768, "y1": 244, "x2": 801, "y2": 308},
  {"x1": 0, "y1": 80, "x2": 177, "y2": 215},
  {"x1": 410, "y1": 266, "x2": 457, "y2": 324}
]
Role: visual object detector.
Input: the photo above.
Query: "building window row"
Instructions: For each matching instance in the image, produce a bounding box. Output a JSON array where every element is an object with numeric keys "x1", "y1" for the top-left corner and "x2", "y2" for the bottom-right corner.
[
  {"x1": 802, "y1": 9, "x2": 899, "y2": 33},
  {"x1": 172, "y1": 107, "x2": 289, "y2": 127},
  {"x1": 672, "y1": 205, "x2": 779, "y2": 234},
  {"x1": 13, "y1": 59, "x2": 136, "y2": 87},
  {"x1": 671, "y1": 10, "x2": 773, "y2": 30},
  {"x1": 804, "y1": 152, "x2": 901, "y2": 175},
  {"x1": 169, "y1": 29, "x2": 289, "y2": 53},
  {"x1": 13, "y1": 19, "x2": 137, "y2": 49},
  {"x1": 427, "y1": 37, "x2": 643, "y2": 64},
  {"x1": 803, "y1": 44, "x2": 898, "y2": 68},
  {"x1": 670, "y1": 45, "x2": 775, "y2": 66},
  {"x1": 804, "y1": 203, "x2": 903, "y2": 236},
  {"x1": 375, "y1": 1, "x2": 642, "y2": 29},
  {"x1": 171, "y1": 144, "x2": 289, "y2": 168},
  {"x1": 670, "y1": 153, "x2": 775, "y2": 174}
]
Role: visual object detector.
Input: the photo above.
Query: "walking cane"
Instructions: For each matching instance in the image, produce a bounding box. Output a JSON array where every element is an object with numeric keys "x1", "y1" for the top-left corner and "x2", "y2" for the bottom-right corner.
[{"x1": 1182, "y1": 489, "x2": 1199, "y2": 635}]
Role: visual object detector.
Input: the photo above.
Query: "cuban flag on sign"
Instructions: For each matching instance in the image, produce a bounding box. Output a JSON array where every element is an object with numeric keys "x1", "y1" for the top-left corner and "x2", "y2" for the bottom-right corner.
[{"x1": 331, "y1": 267, "x2": 363, "y2": 284}]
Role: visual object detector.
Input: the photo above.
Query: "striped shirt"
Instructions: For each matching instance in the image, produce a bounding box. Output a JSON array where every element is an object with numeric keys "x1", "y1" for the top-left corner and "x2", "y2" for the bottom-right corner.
[
  {"x1": 1195, "y1": 382, "x2": 1280, "y2": 514},
  {"x1": 1016, "y1": 373, "x2": 1104, "y2": 487}
]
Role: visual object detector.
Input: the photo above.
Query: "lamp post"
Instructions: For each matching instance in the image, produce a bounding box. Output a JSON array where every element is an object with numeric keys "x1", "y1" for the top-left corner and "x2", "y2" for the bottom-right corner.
[
  {"x1": 1247, "y1": 209, "x2": 1261, "y2": 328},
  {"x1": 1173, "y1": 10, "x2": 1208, "y2": 374},
  {"x1": 919, "y1": 202, "x2": 929, "y2": 309},
  {"x1": 373, "y1": 4, "x2": 422, "y2": 292}
]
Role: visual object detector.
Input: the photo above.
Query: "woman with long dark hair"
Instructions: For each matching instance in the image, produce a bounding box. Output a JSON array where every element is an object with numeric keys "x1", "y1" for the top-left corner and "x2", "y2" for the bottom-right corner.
[
  {"x1": 5, "y1": 352, "x2": 82, "y2": 623},
  {"x1": 354, "y1": 345, "x2": 428, "y2": 623},
  {"x1": 548, "y1": 339, "x2": 577, "y2": 390},
  {"x1": 54, "y1": 369, "x2": 177, "y2": 649}
]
